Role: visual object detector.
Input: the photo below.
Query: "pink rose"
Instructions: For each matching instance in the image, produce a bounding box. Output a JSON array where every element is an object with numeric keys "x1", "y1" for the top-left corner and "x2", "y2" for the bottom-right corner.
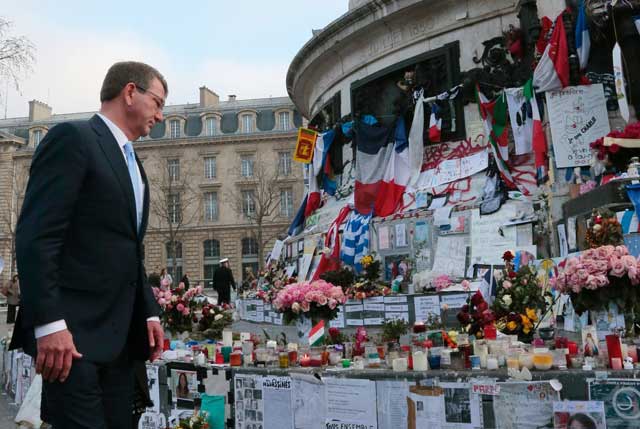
[
  {"x1": 176, "y1": 303, "x2": 185, "y2": 312},
  {"x1": 182, "y1": 308, "x2": 190, "y2": 316},
  {"x1": 615, "y1": 245, "x2": 629, "y2": 257},
  {"x1": 461, "y1": 280, "x2": 471, "y2": 291},
  {"x1": 158, "y1": 298, "x2": 166, "y2": 306},
  {"x1": 565, "y1": 257, "x2": 580, "y2": 270},
  {"x1": 582, "y1": 250, "x2": 596, "y2": 259},
  {"x1": 178, "y1": 282, "x2": 185, "y2": 290},
  {"x1": 597, "y1": 246, "x2": 614, "y2": 261},
  {"x1": 502, "y1": 281, "x2": 513, "y2": 290},
  {"x1": 629, "y1": 265, "x2": 638, "y2": 281},
  {"x1": 576, "y1": 269, "x2": 589, "y2": 284},
  {"x1": 585, "y1": 275, "x2": 598, "y2": 290},
  {"x1": 301, "y1": 301, "x2": 310, "y2": 312},
  {"x1": 594, "y1": 275, "x2": 609, "y2": 287},
  {"x1": 610, "y1": 259, "x2": 626, "y2": 278},
  {"x1": 328, "y1": 298, "x2": 337, "y2": 309},
  {"x1": 317, "y1": 295, "x2": 328, "y2": 306},
  {"x1": 621, "y1": 255, "x2": 637, "y2": 270}
]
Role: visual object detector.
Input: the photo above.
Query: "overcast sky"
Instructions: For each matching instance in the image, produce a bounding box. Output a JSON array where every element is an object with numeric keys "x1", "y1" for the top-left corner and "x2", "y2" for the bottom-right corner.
[{"x1": 1, "y1": 0, "x2": 347, "y2": 118}]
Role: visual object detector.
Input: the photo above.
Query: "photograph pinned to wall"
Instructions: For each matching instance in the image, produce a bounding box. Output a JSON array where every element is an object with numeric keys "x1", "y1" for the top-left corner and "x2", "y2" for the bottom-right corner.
[
  {"x1": 378, "y1": 225, "x2": 391, "y2": 250},
  {"x1": 553, "y1": 401, "x2": 606, "y2": 429},
  {"x1": 588, "y1": 378, "x2": 640, "y2": 428},
  {"x1": 414, "y1": 221, "x2": 430, "y2": 244},
  {"x1": 145, "y1": 364, "x2": 161, "y2": 413},
  {"x1": 171, "y1": 370, "x2": 199, "y2": 404},
  {"x1": 395, "y1": 223, "x2": 408, "y2": 247},
  {"x1": 384, "y1": 254, "x2": 411, "y2": 282},
  {"x1": 440, "y1": 382, "x2": 482, "y2": 428},
  {"x1": 558, "y1": 224, "x2": 568, "y2": 257},
  {"x1": 138, "y1": 411, "x2": 167, "y2": 429},
  {"x1": 235, "y1": 374, "x2": 265, "y2": 429}
]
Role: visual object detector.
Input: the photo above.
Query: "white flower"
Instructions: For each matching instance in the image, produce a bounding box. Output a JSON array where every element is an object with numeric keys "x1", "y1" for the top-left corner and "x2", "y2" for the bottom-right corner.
[
  {"x1": 494, "y1": 270, "x2": 503, "y2": 281},
  {"x1": 502, "y1": 294, "x2": 512, "y2": 307},
  {"x1": 171, "y1": 296, "x2": 178, "y2": 303}
]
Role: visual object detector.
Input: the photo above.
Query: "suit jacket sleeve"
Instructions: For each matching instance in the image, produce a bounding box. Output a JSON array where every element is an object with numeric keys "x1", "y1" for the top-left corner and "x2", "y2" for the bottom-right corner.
[{"x1": 16, "y1": 123, "x2": 88, "y2": 329}]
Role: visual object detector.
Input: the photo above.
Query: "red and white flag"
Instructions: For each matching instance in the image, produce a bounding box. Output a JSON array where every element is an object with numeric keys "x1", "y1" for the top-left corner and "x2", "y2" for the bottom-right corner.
[
  {"x1": 375, "y1": 121, "x2": 410, "y2": 217},
  {"x1": 533, "y1": 12, "x2": 570, "y2": 92}
]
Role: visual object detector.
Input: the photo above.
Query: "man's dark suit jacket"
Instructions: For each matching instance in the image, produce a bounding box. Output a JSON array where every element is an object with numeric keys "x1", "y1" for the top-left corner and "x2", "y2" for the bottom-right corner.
[{"x1": 10, "y1": 114, "x2": 160, "y2": 363}]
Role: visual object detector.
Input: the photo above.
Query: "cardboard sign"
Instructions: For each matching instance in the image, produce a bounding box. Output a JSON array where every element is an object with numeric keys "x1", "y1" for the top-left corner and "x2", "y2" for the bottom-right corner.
[{"x1": 293, "y1": 128, "x2": 317, "y2": 163}]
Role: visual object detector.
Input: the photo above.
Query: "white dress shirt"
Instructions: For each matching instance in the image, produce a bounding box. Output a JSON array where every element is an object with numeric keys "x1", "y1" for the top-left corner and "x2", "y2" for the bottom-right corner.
[{"x1": 35, "y1": 114, "x2": 158, "y2": 339}]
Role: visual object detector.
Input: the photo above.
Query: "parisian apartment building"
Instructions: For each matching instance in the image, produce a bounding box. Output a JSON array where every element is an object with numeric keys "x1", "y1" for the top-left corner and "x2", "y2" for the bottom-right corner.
[{"x1": 0, "y1": 86, "x2": 305, "y2": 288}]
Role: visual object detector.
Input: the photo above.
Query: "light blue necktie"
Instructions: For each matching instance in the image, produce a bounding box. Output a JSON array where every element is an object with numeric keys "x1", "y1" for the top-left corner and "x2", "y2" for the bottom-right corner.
[{"x1": 124, "y1": 142, "x2": 143, "y2": 232}]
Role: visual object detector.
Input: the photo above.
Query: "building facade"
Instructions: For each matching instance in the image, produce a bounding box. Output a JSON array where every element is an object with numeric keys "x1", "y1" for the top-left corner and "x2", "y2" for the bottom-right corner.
[{"x1": 0, "y1": 87, "x2": 304, "y2": 287}]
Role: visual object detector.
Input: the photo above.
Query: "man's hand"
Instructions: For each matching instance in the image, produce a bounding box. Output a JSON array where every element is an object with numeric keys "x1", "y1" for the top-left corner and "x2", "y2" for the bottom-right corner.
[
  {"x1": 147, "y1": 320, "x2": 164, "y2": 362},
  {"x1": 36, "y1": 329, "x2": 83, "y2": 383}
]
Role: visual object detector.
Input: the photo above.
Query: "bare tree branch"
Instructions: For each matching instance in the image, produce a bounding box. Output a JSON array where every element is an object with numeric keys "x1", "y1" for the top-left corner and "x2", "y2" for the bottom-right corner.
[
  {"x1": 224, "y1": 154, "x2": 288, "y2": 269},
  {"x1": 0, "y1": 162, "x2": 29, "y2": 275},
  {"x1": 0, "y1": 18, "x2": 35, "y2": 102},
  {"x1": 147, "y1": 158, "x2": 202, "y2": 278}
]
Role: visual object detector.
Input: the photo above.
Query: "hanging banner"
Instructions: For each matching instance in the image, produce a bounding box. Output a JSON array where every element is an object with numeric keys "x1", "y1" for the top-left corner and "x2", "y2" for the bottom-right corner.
[
  {"x1": 546, "y1": 84, "x2": 610, "y2": 168},
  {"x1": 613, "y1": 42, "x2": 630, "y2": 123},
  {"x1": 294, "y1": 128, "x2": 318, "y2": 163}
]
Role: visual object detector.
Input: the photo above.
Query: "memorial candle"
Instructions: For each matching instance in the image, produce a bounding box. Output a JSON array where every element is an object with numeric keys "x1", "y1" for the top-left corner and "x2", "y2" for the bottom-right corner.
[
  {"x1": 300, "y1": 354, "x2": 311, "y2": 367},
  {"x1": 412, "y1": 351, "x2": 428, "y2": 371}
]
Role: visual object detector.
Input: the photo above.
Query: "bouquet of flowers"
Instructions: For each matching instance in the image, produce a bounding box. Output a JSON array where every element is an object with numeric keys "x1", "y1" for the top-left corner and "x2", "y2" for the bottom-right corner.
[
  {"x1": 585, "y1": 208, "x2": 623, "y2": 248},
  {"x1": 492, "y1": 251, "x2": 550, "y2": 340},
  {"x1": 172, "y1": 411, "x2": 210, "y2": 429},
  {"x1": 272, "y1": 279, "x2": 347, "y2": 324},
  {"x1": 457, "y1": 290, "x2": 496, "y2": 339},
  {"x1": 255, "y1": 261, "x2": 296, "y2": 304},
  {"x1": 198, "y1": 303, "x2": 234, "y2": 340},
  {"x1": 552, "y1": 244, "x2": 640, "y2": 315},
  {"x1": 153, "y1": 283, "x2": 204, "y2": 334},
  {"x1": 345, "y1": 255, "x2": 392, "y2": 299},
  {"x1": 590, "y1": 121, "x2": 640, "y2": 172}
]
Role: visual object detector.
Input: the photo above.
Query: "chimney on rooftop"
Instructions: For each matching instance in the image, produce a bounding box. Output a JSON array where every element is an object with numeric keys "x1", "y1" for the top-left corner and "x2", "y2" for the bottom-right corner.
[
  {"x1": 199, "y1": 86, "x2": 219, "y2": 108},
  {"x1": 28, "y1": 100, "x2": 52, "y2": 122}
]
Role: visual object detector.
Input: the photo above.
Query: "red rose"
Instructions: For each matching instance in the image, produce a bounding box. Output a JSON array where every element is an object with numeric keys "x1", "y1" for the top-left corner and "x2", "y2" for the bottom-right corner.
[
  {"x1": 470, "y1": 290, "x2": 484, "y2": 305},
  {"x1": 329, "y1": 327, "x2": 340, "y2": 338},
  {"x1": 502, "y1": 251, "x2": 515, "y2": 262},
  {"x1": 457, "y1": 312, "x2": 471, "y2": 324},
  {"x1": 461, "y1": 304, "x2": 469, "y2": 313},
  {"x1": 508, "y1": 271, "x2": 517, "y2": 279},
  {"x1": 476, "y1": 301, "x2": 488, "y2": 312}
]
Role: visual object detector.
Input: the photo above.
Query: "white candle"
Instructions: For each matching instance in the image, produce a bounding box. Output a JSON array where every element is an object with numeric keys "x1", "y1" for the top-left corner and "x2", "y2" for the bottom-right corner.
[
  {"x1": 392, "y1": 358, "x2": 408, "y2": 372},
  {"x1": 487, "y1": 357, "x2": 499, "y2": 370},
  {"x1": 475, "y1": 343, "x2": 489, "y2": 368},
  {"x1": 412, "y1": 351, "x2": 428, "y2": 371},
  {"x1": 266, "y1": 340, "x2": 277, "y2": 349},
  {"x1": 222, "y1": 330, "x2": 233, "y2": 347}
]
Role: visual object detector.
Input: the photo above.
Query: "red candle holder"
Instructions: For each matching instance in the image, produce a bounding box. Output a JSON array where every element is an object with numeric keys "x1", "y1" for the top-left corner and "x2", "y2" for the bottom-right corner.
[
  {"x1": 483, "y1": 324, "x2": 497, "y2": 340},
  {"x1": 605, "y1": 335, "x2": 623, "y2": 369}
]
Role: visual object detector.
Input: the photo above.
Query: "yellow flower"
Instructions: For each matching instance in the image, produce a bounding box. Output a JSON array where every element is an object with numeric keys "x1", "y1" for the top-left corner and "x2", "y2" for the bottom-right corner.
[
  {"x1": 526, "y1": 308, "x2": 537, "y2": 322},
  {"x1": 523, "y1": 326, "x2": 531, "y2": 334},
  {"x1": 506, "y1": 321, "x2": 517, "y2": 331},
  {"x1": 521, "y1": 315, "x2": 533, "y2": 328}
]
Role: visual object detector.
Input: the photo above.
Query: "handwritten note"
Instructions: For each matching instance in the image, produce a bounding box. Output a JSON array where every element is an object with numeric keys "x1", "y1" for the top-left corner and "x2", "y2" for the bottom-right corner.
[{"x1": 432, "y1": 235, "x2": 468, "y2": 278}]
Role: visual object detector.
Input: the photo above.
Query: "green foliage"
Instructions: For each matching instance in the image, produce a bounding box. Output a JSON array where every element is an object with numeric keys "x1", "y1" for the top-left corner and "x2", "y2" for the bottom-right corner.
[
  {"x1": 381, "y1": 319, "x2": 409, "y2": 342},
  {"x1": 320, "y1": 267, "x2": 355, "y2": 291}
]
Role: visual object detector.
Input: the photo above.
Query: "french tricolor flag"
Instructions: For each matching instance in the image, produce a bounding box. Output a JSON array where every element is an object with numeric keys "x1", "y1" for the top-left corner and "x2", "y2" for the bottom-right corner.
[
  {"x1": 428, "y1": 103, "x2": 442, "y2": 143},
  {"x1": 533, "y1": 12, "x2": 570, "y2": 92},
  {"x1": 575, "y1": 1, "x2": 590, "y2": 70},
  {"x1": 375, "y1": 118, "x2": 410, "y2": 217}
]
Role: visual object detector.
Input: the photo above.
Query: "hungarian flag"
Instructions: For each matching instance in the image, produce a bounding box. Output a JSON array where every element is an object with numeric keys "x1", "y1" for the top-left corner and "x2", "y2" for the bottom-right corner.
[
  {"x1": 533, "y1": 12, "x2": 570, "y2": 92},
  {"x1": 354, "y1": 121, "x2": 395, "y2": 215},
  {"x1": 575, "y1": 0, "x2": 590, "y2": 70},
  {"x1": 428, "y1": 103, "x2": 442, "y2": 143},
  {"x1": 375, "y1": 118, "x2": 411, "y2": 217},
  {"x1": 308, "y1": 320, "x2": 325, "y2": 346},
  {"x1": 476, "y1": 87, "x2": 527, "y2": 194},
  {"x1": 524, "y1": 79, "x2": 549, "y2": 185}
]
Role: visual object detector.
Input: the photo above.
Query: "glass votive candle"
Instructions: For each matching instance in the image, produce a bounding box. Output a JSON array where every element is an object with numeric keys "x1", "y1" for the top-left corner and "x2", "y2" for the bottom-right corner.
[
  {"x1": 486, "y1": 355, "x2": 499, "y2": 370},
  {"x1": 470, "y1": 355, "x2": 481, "y2": 370},
  {"x1": 627, "y1": 344, "x2": 638, "y2": 363},
  {"x1": 329, "y1": 350, "x2": 342, "y2": 366},
  {"x1": 310, "y1": 348, "x2": 323, "y2": 367},
  {"x1": 552, "y1": 349, "x2": 568, "y2": 369},
  {"x1": 459, "y1": 344, "x2": 472, "y2": 369},
  {"x1": 474, "y1": 342, "x2": 489, "y2": 369},
  {"x1": 570, "y1": 355, "x2": 584, "y2": 369},
  {"x1": 279, "y1": 351, "x2": 290, "y2": 369},
  {"x1": 611, "y1": 357, "x2": 623, "y2": 370},
  {"x1": 300, "y1": 354, "x2": 311, "y2": 367},
  {"x1": 221, "y1": 346, "x2": 232, "y2": 363},
  {"x1": 533, "y1": 352, "x2": 553, "y2": 370},
  {"x1": 506, "y1": 354, "x2": 520, "y2": 370},
  {"x1": 440, "y1": 349, "x2": 452, "y2": 368},
  {"x1": 230, "y1": 351, "x2": 242, "y2": 367},
  {"x1": 367, "y1": 352, "x2": 382, "y2": 368},
  {"x1": 450, "y1": 350, "x2": 465, "y2": 370},
  {"x1": 428, "y1": 354, "x2": 441, "y2": 370},
  {"x1": 518, "y1": 352, "x2": 534, "y2": 370},
  {"x1": 342, "y1": 358, "x2": 351, "y2": 368},
  {"x1": 412, "y1": 350, "x2": 428, "y2": 371},
  {"x1": 392, "y1": 357, "x2": 408, "y2": 372}
]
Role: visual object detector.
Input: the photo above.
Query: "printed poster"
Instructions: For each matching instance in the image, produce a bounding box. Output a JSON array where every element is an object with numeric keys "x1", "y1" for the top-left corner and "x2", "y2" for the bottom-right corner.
[
  {"x1": 292, "y1": 376, "x2": 326, "y2": 429},
  {"x1": 553, "y1": 401, "x2": 606, "y2": 429},
  {"x1": 493, "y1": 381, "x2": 558, "y2": 429},
  {"x1": 262, "y1": 376, "x2": 294, "y2": 429},
  {"x1": 325, "y1": 377, "x2": 377, "y2": 429},
  {"x1": 546, "y1": 84, "x2": 610, "y2": 168},
  {"x1": 234, "y1": 374, "x2": 264, "y2": 429},
  {"x1": 589, "y1": 378, "x2": 640, "y2": 428},
  {"x1": 376, "y1": 380, "x2": 413, "y2": 429}
]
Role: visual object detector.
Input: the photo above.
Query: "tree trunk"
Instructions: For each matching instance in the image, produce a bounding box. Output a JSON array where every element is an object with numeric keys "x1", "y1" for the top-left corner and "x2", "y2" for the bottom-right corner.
[{"x1": 257, "y1": 223, "x2": 264, "y2": 271}]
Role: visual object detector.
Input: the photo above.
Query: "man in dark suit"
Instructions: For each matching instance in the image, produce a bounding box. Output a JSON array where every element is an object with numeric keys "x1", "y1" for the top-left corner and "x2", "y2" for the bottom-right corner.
[
  {"x1": 213, "y1": 258, "x2": 236, "y2": 305},
  {"x1": 11, "y1": 61, "x2": 166, "y2": 428}
]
